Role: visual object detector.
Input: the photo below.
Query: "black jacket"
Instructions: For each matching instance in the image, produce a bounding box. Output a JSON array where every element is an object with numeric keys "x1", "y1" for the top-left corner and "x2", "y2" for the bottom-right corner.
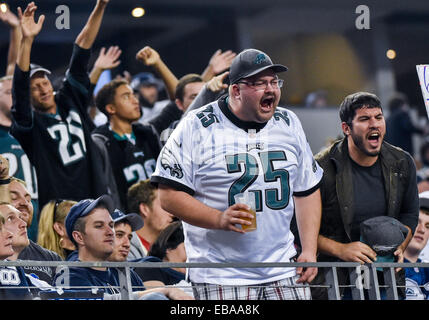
[{"x1": 311, "y1": 138, "x2": 419, "y2": 299}]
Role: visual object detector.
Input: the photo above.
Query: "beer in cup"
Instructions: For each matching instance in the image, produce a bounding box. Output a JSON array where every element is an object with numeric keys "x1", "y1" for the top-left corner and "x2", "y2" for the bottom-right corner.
[{"x1": 234, "y1": 192, "x2": 257, "y2": 232}]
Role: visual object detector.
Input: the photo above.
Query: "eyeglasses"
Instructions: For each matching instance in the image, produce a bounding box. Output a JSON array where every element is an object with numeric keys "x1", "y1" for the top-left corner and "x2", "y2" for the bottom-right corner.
[{"x1": 237, "y1": 79, "x2": 284, "y2": 91}]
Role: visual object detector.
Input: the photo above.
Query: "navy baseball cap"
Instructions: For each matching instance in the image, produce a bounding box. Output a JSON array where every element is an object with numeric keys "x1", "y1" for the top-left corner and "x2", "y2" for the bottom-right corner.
[
  {"x1": 29, "y1": 63, "x2": 51, "y2": 78},
  {"x1": 228, "y1": 49, "x2": 288, "y2": 84},
  {"x1": 130, "y1": 72, "x2": 163, "y2": 91},
  {"x1": 360, "y1": 216, "x2": 409, "y2": 256},
  {"x1": 111, "y1": 209, "x2": 144, "y2": 232},
  {"x1": 65, "y1": 195, "x2": 115, "y2": 244}
]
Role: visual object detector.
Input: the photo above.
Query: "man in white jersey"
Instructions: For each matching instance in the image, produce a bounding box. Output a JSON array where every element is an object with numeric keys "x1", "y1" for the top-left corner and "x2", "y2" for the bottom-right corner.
[{"x1": 150, "y1": 49, "x2": 323, "y2": 300}]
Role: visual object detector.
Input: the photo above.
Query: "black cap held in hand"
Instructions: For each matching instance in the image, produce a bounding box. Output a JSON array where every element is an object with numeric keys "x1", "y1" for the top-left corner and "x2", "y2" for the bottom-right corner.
[{"x1": 360, "y1": 216, "x2": 408, "y2": 256}]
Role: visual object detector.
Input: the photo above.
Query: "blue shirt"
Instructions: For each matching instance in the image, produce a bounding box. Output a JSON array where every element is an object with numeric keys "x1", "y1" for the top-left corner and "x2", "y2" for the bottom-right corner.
[
  {"x1": 405, "y1": 258, "x2": 429, "y2": 300},
  {"x1": 0, "y1": 265, "x2": 33, "y2": 300},
  {"x1": 52, "y1": 265, "x2": 145, "y2": 295}
]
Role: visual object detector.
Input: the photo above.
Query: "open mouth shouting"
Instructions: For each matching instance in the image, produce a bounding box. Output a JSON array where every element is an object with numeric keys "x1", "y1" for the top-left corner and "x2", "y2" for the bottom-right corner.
[
  {"x1": 367, "y1": 131, "x2": 381, "y2": 148},
  {"x1": 260, "y1": 96, "x2": 275, "y2": 112}
]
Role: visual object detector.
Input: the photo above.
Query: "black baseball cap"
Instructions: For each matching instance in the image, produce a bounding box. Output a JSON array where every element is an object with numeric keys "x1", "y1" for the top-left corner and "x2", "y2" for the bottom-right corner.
[
  {"x1": 111, "y1": 209, "x2": 144, "y2": 232},
  {"x1": 228, "y1": 49, "x2": 288, "y2": 84},
  {"x1": 65, "y1": 195, "x2": 115, "y2": 244},
  {"x1": 360, "y1": 216, "x2": 408, "y2": 256},
  {"x1": 29, "y1": 63, "x2": 51, "y2": 78}
]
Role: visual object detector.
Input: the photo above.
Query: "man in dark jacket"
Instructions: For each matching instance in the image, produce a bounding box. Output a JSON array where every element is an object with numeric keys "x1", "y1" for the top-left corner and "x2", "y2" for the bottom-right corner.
[{"x1": 312, "y1": 92, "x2": 419, "y2": 299}]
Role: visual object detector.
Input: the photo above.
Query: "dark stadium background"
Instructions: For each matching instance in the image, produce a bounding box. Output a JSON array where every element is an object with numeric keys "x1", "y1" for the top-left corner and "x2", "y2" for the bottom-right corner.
[{"x1": 1, "y1": 0, "x2": 429, "y2": 114}]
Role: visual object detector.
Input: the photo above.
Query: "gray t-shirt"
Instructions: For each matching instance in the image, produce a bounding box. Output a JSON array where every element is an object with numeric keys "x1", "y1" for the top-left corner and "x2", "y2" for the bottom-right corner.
[{"x1": 18, "y1": 240, "x2": 62, "y2": 284}]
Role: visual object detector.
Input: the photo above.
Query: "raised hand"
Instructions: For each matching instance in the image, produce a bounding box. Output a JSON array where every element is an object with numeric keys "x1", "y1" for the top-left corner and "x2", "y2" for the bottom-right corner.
[
  {"x1": 94, "y1": 46, "x2": 122, "y2": 71},
  {"x1": 208, "y1": 49, "x2": 236, "y2": 75},
  {"x1": 17, "y1": 2, "x2": 45, "y2": 39},
  {"x1": 136, "y1": 46, "x2": 161, "y2": 67},
  {"x1": 207, "y1": 71, "x2": 229, "y2": 92}
]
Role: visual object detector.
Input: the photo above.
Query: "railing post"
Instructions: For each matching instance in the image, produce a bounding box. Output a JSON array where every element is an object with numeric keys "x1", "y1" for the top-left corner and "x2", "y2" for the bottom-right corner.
[
  {"x1": 367, "y1": 263, "x2": 381, "y2": 300},
  {"x1": 117, "y1": 266, "x2": 133, "y2": 300},
  {"x1": 382, "y1": 266, "x2": 398, "y2": 300},
  {"x1": 325, "y1": 266, "x2": 341, "y2": 300},
  {"x1": 349, "y1": 266, "x2": 365, "y2": 300}
]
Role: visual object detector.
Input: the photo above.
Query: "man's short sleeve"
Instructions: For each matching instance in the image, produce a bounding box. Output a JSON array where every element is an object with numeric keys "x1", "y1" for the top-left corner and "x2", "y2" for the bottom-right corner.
[{"x1": 290, "y1": 111, "x2": 323, "y2": 196}]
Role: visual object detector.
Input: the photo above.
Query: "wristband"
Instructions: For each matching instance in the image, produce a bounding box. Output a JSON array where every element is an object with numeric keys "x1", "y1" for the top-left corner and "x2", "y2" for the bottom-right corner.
[{"x1": 0, "y1": 178, "x2": 11, "y2": 185}]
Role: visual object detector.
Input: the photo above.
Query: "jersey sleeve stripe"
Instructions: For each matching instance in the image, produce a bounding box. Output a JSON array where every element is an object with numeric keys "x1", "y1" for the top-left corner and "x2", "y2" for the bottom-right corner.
[
  {"x1": 150, "y1": 175, "x2": 195, "y2": 196},
  {"x1": 293, "y1": 178, "x2": 322, "y2": 197}
]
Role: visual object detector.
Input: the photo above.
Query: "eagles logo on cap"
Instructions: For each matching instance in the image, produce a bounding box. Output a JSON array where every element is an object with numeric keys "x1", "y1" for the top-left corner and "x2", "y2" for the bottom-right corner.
[{"x1": 254, "y1": 53, "x2": 267, "y2": 65}]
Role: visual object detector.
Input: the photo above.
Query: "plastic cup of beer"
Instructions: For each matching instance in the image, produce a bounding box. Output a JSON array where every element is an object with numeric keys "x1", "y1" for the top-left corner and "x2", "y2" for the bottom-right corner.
[{"x1": 234, "y1": 192, "x2": 257, "y2": 232}]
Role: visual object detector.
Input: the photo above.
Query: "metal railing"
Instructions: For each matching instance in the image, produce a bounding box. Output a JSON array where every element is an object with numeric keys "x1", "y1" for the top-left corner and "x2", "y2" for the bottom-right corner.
[{"x1": 1, "y1": 260, "x2": 427, "y2": 300}]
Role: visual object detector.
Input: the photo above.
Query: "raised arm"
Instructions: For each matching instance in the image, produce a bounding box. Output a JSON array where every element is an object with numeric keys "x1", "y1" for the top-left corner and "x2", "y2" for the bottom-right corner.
[
  {"x1": 136, "y1": 46, "x2": 178, "y2": 100},
  {"x1": 89, "y1": 46, "x2": 122, "y2": 84},
  {"x1": 201, "y1": 49, "x2": 236, "y2": 82},
  {"x1": 75, "y1": 0, "x2": 109, "y2": 49},
  {"x1": 1, "y1": 7, "x2": 21, "y2": 75},
  {"x1": 184, "y1": 71, "x2": 229, "y2": 116},
  {"x1": 16, "y1": 2, "x2": 44, "y2": 72}
]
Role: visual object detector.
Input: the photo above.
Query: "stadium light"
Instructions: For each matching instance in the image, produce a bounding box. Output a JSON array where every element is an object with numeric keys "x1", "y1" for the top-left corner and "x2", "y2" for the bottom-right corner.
[
  {"x1": 132, "y1": 7, "x2": 145, "y2": 18},
  {"x1": 386, "y1": 49, "x2": 396, "y2": 60},
  {"x1": 0, "y1": 3, "x2": 8, "y2": 13}
]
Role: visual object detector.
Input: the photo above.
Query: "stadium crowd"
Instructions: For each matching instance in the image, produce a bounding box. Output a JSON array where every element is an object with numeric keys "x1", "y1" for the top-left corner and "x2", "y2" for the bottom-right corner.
[{"x1": 1, "y1": 0, "x2": 429, "y2": 300}]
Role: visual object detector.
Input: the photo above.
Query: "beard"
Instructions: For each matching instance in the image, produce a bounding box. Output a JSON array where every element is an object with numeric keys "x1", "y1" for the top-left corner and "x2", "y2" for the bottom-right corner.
[{"x1": 350, "y1": 131, "x2": 380, "y2": 157}]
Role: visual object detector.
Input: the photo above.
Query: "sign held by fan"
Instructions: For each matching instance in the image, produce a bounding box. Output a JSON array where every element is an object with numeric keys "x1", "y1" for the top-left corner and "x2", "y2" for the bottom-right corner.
[{"x1": 416, "y1": 65, "x2": 429, "y2": 119}]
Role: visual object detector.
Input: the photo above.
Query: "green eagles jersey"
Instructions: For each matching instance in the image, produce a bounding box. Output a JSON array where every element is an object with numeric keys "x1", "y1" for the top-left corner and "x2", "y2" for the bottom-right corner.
[{"x1": 0, "y1": 125, "x2": 39, "y2": 241}]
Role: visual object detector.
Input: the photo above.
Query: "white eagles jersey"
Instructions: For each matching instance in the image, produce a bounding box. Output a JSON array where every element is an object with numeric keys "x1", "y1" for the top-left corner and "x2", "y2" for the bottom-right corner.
[{"x1": 151, "y1": 96, "x2": 323, "y2": 285}]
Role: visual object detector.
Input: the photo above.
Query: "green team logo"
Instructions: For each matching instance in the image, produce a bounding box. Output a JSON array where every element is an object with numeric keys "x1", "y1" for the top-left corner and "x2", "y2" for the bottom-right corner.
[
  {"x1": 123, "y1": 159, "x2": 156, "y2": 183},
  {"x1": 197, "y1": 105, "x2": 219, "y2": 128},
  {"x1": 226, "y1": 151, "x2": 290, "y2": 210},
  {"x1": 274, "y1": 111, "x2": 290, "y2": 126},
  {"x1": 254, "y1": 53, "x2": 267, "y2": 65}
]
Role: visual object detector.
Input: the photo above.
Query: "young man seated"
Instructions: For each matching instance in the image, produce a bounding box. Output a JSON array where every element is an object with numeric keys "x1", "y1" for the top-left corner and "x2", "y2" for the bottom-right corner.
[{"x1": 52, "y1": 195, "x2": 193, "y2": 300}]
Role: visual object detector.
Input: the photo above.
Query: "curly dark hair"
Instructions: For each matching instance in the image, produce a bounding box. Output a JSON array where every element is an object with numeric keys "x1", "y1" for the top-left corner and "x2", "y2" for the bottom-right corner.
[
  {"x1": 148, "y1": 221, "x2": 184, "y2": 259},
  {"x1": 95, "y1": 79, "x2": 129, "y2": 117}
]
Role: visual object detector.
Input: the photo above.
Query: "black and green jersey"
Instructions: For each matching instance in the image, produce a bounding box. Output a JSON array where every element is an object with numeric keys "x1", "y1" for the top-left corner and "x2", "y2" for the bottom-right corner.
[
  {"x1": 0, "y1": 125, "x2": 39, "y2": 241},
  {"x1": 92, "y1": 123, "x2": 162, "y2": 211},
  {"x1": 11, "y1": 44, "x2": 108, "y2": 210}
]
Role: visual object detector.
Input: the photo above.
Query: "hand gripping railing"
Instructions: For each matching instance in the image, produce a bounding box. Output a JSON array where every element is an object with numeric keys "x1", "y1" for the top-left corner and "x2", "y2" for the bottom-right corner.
[{"x1": 0, "y1": 260, "x2": 427, "y2": 300}]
